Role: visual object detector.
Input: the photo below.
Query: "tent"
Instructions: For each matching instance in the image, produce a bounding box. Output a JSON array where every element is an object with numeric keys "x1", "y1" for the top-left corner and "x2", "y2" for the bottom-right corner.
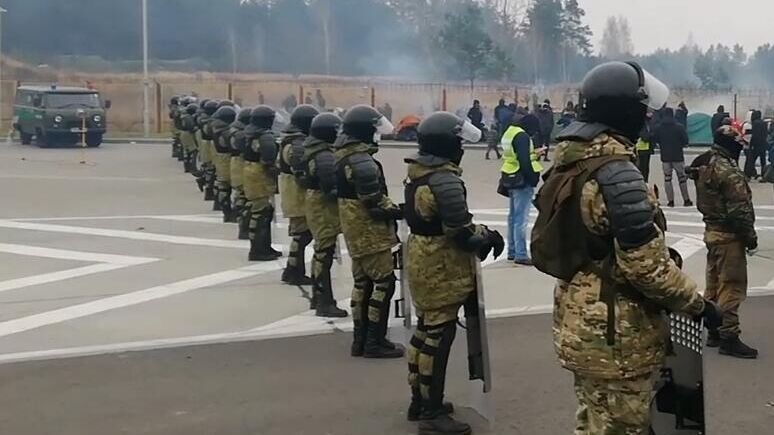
[{"x1": 687, "y1": 113, "x2": 713, "y2": 146}]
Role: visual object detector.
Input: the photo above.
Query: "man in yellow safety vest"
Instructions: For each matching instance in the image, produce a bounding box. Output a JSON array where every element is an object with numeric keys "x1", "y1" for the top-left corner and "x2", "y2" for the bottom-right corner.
[
  {"x1": 635, "y1": 110, "x2": 655, "y2": 182},
  {"x1": 498, "y1": 114, "x2": 544, "y2": 266}
]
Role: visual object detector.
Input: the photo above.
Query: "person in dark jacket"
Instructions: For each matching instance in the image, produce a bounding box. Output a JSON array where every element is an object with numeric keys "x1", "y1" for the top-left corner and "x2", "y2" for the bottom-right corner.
[
  {"x1": 676, "y1": 101, "x2": 688, "y2": 128},
  {"x1": 499, "y1": 114, "x2": 543, "y2": 265},
  {"x1": 536, "y1": 99, "x2": 554, "y2": 161},
  {"x1": 556, "y1": 101, "x2": 576, "y2": 129},
  {"x1": 745, "y1": 110, "x2": 768, "y2": 179},
  {"x1": 494, "y1": 99, "x2": 507, "y2": 135},
  {"x1": 711, "y1": 105, "x2": 729, "y2": 134},
  {"x1": 653, "y1": 108, "x2": 692, "y2": 206},
  {"x1": 467, "y1": 99, "x2": 484, "y2": 130}
]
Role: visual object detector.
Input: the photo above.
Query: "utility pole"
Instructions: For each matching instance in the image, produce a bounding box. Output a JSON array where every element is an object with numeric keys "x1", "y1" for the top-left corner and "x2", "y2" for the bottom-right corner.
[
  {"x1": 142, "y1": 0, "x2": 150, "y2": 137},
  {"x1": 0, "y1": 7, "x2": 7, "y2": 133}
]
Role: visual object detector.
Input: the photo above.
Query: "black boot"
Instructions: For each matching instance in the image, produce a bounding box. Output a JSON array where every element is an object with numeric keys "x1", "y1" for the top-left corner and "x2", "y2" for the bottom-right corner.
[
  {"x1": 237, "y1": 215, "x2": 249, "y2": 240},
  {"x1": 351, "y1": 319, "x2": 365, "y2": 357},
  {"x1": 249, "y1": 217, "x2": 281, "y2": 261},
  {"x1": 408, "y1": 388, "x2": 454, "y2": 422},
  {"x1": 418, "y1": 413, "x2": 471, "y2": 435},
  {"x1": 719, "y1": 336, "x2": 758, "y2": 359},
  {"x1": 204, "y1": 186, "x2": 215, "y2": 201},
  {"x1": 195, "y1": 177, "x2": 205, "y2": 193},
  {"x1": 706, "y1": 329, "x2": 720, "y2": 348},
  {"x1": 363, "y1": 319, "x2": 405, "y2": 358},
  {"x1": 281, "y1": 268, "x2": 313, "y2": 286},
  {"x1": 314, "y1": 254, "x2": 347, "y2": 318},
  {"x1": 282, "y1": 231, "x2": 312, "y2": 285},
  {"x1": 262, "y1": 216, "x2": 282, "y2": 258},
  {"x1": 212, "y1": 188, "x2": 222, "y2": 211}
]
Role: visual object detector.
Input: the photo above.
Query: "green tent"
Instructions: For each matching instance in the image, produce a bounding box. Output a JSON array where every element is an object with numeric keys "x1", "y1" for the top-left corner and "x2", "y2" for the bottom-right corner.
[{"x1": 687, "y1": 113, "x2": 713, "y2": 146}]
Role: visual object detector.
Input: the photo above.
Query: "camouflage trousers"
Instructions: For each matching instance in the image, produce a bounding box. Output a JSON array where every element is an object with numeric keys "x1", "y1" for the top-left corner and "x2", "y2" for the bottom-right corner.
[
  {"x1": 705, "y1": 236, "x2": 747, "y2": 339},
  {"x1": 214, "y1": 152, "x2": 232, "y2": 208},
  {"x1": 573, "y1": 373, "x2": 654, "y2": 435},
  {"x1": 351, "y1": 249, "x2": 396, "y2": 326},
  {"x1": 407, "y1": 317, "x2": 457, "y2": 406},
  {"x1": 306, "y1": 191, "x2": 341, "y2": 284},
  {"x1": 287, "y1": 217, "x2": 311, "y2": 271}
]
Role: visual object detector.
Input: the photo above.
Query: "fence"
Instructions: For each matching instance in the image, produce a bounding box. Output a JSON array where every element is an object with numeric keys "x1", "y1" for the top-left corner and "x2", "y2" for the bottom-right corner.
[{"x1": 2, "y1": 77, "x2": 773, "y2": 135}]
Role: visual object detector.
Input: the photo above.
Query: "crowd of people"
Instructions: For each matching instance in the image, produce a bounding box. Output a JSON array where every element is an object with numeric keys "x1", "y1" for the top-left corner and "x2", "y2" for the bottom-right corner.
[{"x1": 164, "y1": 59, "x2": 763, "y2": 435}]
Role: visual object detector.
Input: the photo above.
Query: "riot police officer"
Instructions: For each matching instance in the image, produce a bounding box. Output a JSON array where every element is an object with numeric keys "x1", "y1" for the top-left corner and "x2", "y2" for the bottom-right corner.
[
  {"x1": 531, "y1": 61, "x2": 721, "y2": 433},
  {"x1": 179, "y1": 103, "x2": 200, "y2": 179},
  {"x1": 169, "y1": 96, "x2": 183, "y2": 160},
  {"x1": 241, "y1": 106, "x2": 283, "y2": 261},
  {"x1": 230, "y1": 108, "x2": 253, "y2": 239},
  {"x1": 211, "y1": 106, "x2": 238, "y2": 222},
  {"x1": 334, "y1": 104, "x2": 404, "y2": 359},
  {"x1": 299, "y1": 113, "x2": 348, "y2": 318},
  {"x1": 197, "y1": 100, "x2": 220, "y2": 203},
  {"x1": 404, "y1": 112, "x2": 503, "y2": 434},
  {"x1": 278, "y1": 104, "x2": 319, "y2": 285}
]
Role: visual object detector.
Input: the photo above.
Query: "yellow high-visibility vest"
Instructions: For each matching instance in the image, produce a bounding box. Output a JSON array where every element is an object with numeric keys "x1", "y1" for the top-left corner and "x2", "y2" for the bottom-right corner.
[
  {"x1": 500, "y1": 126, "x2": 543, "y2": 174},
  {"x1": 636, "y1": 139, "x2": 651, "y2": 151}
]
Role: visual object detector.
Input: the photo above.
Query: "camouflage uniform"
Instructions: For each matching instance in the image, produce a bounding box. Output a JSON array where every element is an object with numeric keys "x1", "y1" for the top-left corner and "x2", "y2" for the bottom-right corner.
[
  {"x1": 301, "y1": 135, "x2": 346, "y2": 314},
  {"x1": 279, "y1": 128, "x2": 313, "y2": 282},
  {"x1": 212, "y1": 122, "x2": 234, "y2": 218},
  {"x1": 545, "y1": 132, "x2": 705, "y2": 434},
  {"x1": 228, "y1": 117, "x2": 249, "y2": 239},
  {"x1": 179, "y1": 111, "x2": 199, "y2": 173},
  {"x1": 404, "y1": 156, "x2": 491, "y2": 421},
  {"x1": 695, "y1": 144, "x2": 756, "y2": 341},
  {"x1": 169, "y1": 104, "x2": 183, "y2": 159},
  {"x1": 334, "y1": 135, "x2": 404, "y2": 357},
  {"x1": 241, "y1": 124, "x2": 280, "y2": 260},
  {"x1": 196, "y1": 111, "x2": 217, "y2": 201}
]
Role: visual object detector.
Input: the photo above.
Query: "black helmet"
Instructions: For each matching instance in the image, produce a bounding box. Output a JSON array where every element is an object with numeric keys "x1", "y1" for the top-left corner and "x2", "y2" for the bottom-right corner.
[
  {"x1": 199, "y1": 99, "x2": 210, "y2": 109},
  {"x1": 342, "y1": 104, "x2": 393, "y2": 144},
  {"x1": 290, "y1": 104, "x2": 320, "y2": 134},
  {"x1": 237, "y1": 107, "x2": 252, "y2": 124},
  {"x1": 213, "y1": 106, "x2": 237, "y2": 124},
  {"x1": 170, "y1": 96, "x2": 180, "y2": 105},
  {"x1": 185, "y1": 103, "x2": 198, "y2": 115},
  {"x1": 218, "y1": 99, "x2": 235, "y2": 108},
  {"x1": 580, "y1": 61, "x2": 669, "y2": 141},
  {"x1": 416, "y1": 111, "x2": 481, "y2": 164},
  {"x1": 204, "y1": 100, "x2": 219, "y2": 116},
  {"x1": 309, "y1": 113, "x2": 342, "y2": 144},
  {"x1": 251, "y1": 105, "x2": 276, "y2": 129}
]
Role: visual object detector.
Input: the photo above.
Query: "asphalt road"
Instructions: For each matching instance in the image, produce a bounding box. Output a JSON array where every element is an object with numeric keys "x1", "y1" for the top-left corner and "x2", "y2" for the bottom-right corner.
[{"x1": 0, "y1": 139, "x2": 772, "y2": 434}]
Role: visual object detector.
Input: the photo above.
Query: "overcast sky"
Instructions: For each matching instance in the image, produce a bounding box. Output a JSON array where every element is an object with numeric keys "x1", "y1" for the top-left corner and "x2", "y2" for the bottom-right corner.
[{"x1": 581, "y1": 0, "x2": 774, "y2": 55}]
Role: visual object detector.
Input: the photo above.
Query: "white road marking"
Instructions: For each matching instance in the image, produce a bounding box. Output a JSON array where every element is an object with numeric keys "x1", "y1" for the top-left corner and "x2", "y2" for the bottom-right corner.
[
  {"x1": 15, "y1": 214, "x2": 219, "y2": 222},
  {"x1": 0, "y1": 261, "x2": 284, "y2": 339},
  {"x1": 0, "y1": 174, "x2": 164, "y2": 182},
  {"x1": 0, "y1": 243, "x2": 159, "y2": 294},
  {"x1": 0, "y1": 264, "x2": 130, "y2": 294},
  {"x1": 0, "y1": 219, "x2": 248, "y2": 249}
]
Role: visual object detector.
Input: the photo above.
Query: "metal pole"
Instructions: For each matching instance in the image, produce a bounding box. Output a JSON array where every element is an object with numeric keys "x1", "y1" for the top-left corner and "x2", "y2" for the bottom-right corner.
[
  {"x1": 0, "y1": 8, "x2": 6, "y2": 133},
  {"x1": 142, "y1": 0, "x2": 150, "y2": 137}
]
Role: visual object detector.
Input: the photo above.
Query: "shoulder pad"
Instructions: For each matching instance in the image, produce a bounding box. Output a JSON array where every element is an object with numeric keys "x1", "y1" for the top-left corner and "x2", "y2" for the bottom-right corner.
[
  {"x1": 427, "y1": 171, "x2": 471, "y2": 228},
  {"x1": 314, "y1": 150, "x2": 338, "y2": 195},
  {"x1": 349, "y1": 152, "x2": 382, "y2": 197},
  {"x1": 555, "y1": 121, "x2": 611, "y2": 142},
  {"x1": 595, "y1": 160, "x2": 657, "y2": 250}
]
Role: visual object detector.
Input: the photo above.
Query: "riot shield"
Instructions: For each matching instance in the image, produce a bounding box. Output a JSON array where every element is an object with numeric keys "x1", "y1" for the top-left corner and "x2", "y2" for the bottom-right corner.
[
  {"x1": 650, "y1": 313, "x2": 705, "y2": 435},
  {"x1": 463, "y1": 257, "x2": 494, "y2": 423},
  {"x1": 392, "y1": 221, "x2": 413, "y2": 338}
]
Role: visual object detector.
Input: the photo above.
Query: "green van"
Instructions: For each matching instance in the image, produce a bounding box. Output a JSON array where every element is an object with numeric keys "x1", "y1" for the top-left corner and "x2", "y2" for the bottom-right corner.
[{"x1": 13, "y1": 85, "x2": 111, "y2": 147}]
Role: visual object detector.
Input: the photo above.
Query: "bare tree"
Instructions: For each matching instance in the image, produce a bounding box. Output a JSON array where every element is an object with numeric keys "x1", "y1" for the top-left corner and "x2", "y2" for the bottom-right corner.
[{"x1": 600, "y1": 15, "x2": 633, "y2": 59}]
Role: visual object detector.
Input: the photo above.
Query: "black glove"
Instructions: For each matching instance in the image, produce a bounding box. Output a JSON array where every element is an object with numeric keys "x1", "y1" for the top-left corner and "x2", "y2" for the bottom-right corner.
[
  {"x1": 476, "y1": 228, "x2": 505, "y2": 261},
  {"x1": 746, "y1": 235, "x2": 758, "y2": 251},
  {"x1": 699, "y1": 299, "x2": 723, "y2": 330},
  {"x1": 367, "y1": 205, "x2": 403, "y2": 222}
]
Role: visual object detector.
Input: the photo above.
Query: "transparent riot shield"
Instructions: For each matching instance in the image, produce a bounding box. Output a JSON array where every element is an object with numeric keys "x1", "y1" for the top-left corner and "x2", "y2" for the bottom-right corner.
[
  {"x1": 650, "y1": 313, "x2": 705, "y2": 435},
  {"x1": 463, "y1": 257, "x2": 494, "y2": 424},
  {"x1": 393, "y1": 220, "x2": 413, "y2": 342}
]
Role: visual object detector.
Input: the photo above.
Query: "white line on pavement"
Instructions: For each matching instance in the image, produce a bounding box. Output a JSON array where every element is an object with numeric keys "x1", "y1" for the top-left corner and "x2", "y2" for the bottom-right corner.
[
  {"x1": 0, "y1": 174, "x2": 164, "y2": 182},
  {"x1": 15, "y1": 214, "x2": 219, "y2": 222},
  {"x1": 0, "y1": 261, "x2": 284, "y2": 339},
  {"x1": 0, "y1": 243, "x2": 157, "y2": 265},
  {"x1": 0, "y1": 264, "x2": 129, "y2": 294}
]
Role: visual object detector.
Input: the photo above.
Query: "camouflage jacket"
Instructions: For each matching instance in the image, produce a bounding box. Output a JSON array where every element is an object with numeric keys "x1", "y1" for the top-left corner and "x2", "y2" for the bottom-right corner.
[
  {"x1": 696, "y1": 145, "x2": 756, "y2": 245},
  {"x1": 334, "y1": 139, "x2": 399, "y2": 258},
  {"x1": 551, "y1": 133, "x2": 704, "y2": 380},
  {"x1": 278, "y1": 130, "x2": 307, "y2": 218},
  {"x1": 405, "y1": 159, "x2": 482, "y2": 322}
]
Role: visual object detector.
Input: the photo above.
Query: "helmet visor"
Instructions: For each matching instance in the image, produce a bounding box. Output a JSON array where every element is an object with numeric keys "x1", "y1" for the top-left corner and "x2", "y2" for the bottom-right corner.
[
  {"x1": 375, "y1": 116, "x2": 395, "y2": 135},
  {"x1": 641, "y1": 69, "x2": 669, "y2": 110},
  {"x1": 457, "y1": 120, "x2": 482, "y2": 143}
]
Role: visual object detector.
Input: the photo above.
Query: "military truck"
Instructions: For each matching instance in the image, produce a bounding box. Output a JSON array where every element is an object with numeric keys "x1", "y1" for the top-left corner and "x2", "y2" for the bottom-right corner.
[{"x1": 13, "y1": 84, "x2": 111, "y2": 147}]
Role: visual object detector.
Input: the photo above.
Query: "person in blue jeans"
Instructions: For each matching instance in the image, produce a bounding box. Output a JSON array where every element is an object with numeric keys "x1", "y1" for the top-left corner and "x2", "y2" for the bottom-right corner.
[{"x1": 498, "y1": 114, "x2": 543, "y2": 265}]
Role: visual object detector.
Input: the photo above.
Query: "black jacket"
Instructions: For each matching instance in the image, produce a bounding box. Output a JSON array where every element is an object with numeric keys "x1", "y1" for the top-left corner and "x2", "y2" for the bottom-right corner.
[
  {"x1": 711, "y1": 111, "x2": 728, "y2": 134},
  {"x1": 467, "y1": 106, "x2": 483, "y2": 128},
  {"x1": 653, "y1": 116, "x2": 689, "y2": 162},
  {"x1": 675, "y1": 107, "x2": 688, "y2": 127}
]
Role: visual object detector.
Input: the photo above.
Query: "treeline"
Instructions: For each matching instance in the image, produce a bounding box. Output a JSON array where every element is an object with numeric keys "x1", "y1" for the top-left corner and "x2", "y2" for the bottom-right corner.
[{"x1": 2, "y1": 0, "x2": 773, "y2": 89}]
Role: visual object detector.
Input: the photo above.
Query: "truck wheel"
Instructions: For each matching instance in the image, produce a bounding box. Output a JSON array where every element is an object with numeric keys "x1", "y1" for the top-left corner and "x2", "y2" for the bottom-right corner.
[
  {"x1": 20, "y1": 132, "x2": 32, "y2": 145},
  {"x1": 86, "y1": 134, "x2": 103, "y2": 148}
]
